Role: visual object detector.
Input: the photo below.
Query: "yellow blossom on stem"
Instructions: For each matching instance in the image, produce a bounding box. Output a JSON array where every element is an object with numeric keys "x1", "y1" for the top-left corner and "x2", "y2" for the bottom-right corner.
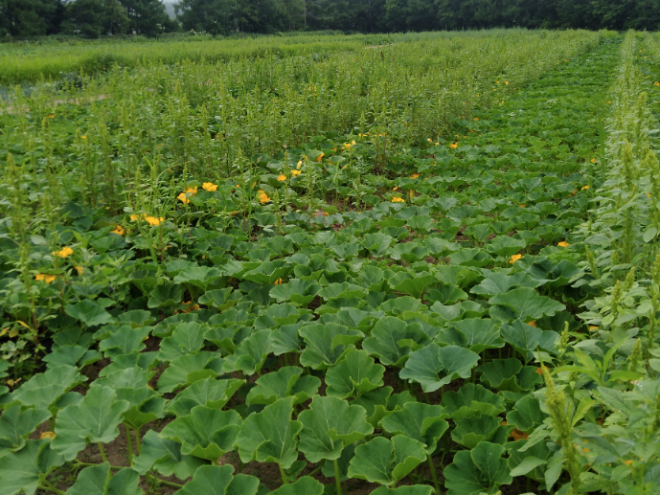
[
  {"x1": 111, "y1": 225, "x2": 125, "y2": 236},
  {"x1": 509, "y1": 254, "x2": 523, "y2": 264},
  {"x1": 392, "y1": 197, "x2": 405, "y2": 203},
  {"x1": 291, "y1": 170, "x2": 301, "y2": 177},
  {"x1": 202, "y1": 182, "x2": 218, "y2": 192},
  {"x1": 558, "y1": 241, "x2": 570, "y2": 248},
  {"x1": 410, "y1": 173, "x2": 420, "y2": 179},
  {"x1": 145, "y1": 216, "x2": 164, "y2": 226},
  {"x1": 177, "y1": 193, "x2": 190, "y2": 204},
  {"x1": 278, "y1": 174, "x2": 287, "y2": 181},
  {"x1": 40, "y1": 432, "x2": 56, "y2": 440},
  {"x1": 258, "y1": 190, "x2": 271, "y2": 204},
  {"x1": 35, "y1": 274, "x2": 57, "y2": 284},
  {"x1": 581, "y1": 185, "x2": 590, "y2": 190},
  {"x1": 449, "y1": 142, "x2": 458, "y2": 150},
  {"x1": 315, "y1": 153, "x2": 324, "y2": 162},
  {"x1": 74, "y1": 266, "x2": 84, "y2": 275},
  {"x1": 53, "y1": 247, "x2": 73, "y2": 259}
]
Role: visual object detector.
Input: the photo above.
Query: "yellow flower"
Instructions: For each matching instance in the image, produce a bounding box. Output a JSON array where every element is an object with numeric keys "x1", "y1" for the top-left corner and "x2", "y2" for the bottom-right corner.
[
  {"x1": 130, "y1": 214, "x2": 141, "y2": 221},
  {"x1": 145, "y1": 216, "x2": 164, "y2": 226},
  {"x1": 47, "y1": 113, "x2": 55, "y2": 119},
  {"x1": 81, "y1": 135, "x2": 87, "y2": 139},
  {"x1": 473, "y1": 117, "x2": 479, "y2": 121},
  {"x1": 274, "y1": 278, "x2": 283, "y2": 285},
  {"x1": 505, "y1": 81, "x2": 509, "y2": 85},
  {"x1": 427, "y1": 138, "x2": 432, "y2": 142},
  {"x1": 258, "y1": 190, "x2": 271, "y2": 204},
  {"x1": 449, "y1": 142, "x2": 458, "y2": 149},
  {"x1": 392, "y1": 197, "x2": 405, "y2": 203},
  {"x1": 74, "y1": 266, "x2": 84, "y2": 275},
  {"x1": 655, "y1": 82, "x2": 660, "y2": 86},
  {"x1": 185, "y1": 187, "x2": 198, "y2": 195},
  {"x1": 648, "y1": 192, "x2": 652, "y2": 198},
  {"x1": 410, "y1": 173, "x2": 420, "y2": 179},
  {"x1": 40, "y1": 432, "x2": 56, "y2": 440},
  {"x1": 581, "y1": 185, "x2": 590, "y2": 190},
  {"x1": 291, "y1": 170, "x2": 301, "y2": 177},
  {"x1": 496, "y1": 81, "x2": 500, "y2": 84},
  {"x1": 202, "y1": 182, "x2": 218, "y2": 192},
  {"x1": 53, "y1": 247, "x2": 73, "y2": 259},
  {"x1": 557, "y1": 241, "x2": 570, "y2": 248},
  {"x1": 315, "y1": 153, "x2": 325, "y2": 162},
  {"x1": 278, "y1": 174, "x2": 287, "y2": 181},
  {"x1": 624, "y1": 460, "x2": 633, "y2": 466},
  {"x1": 178, "y1": 193, "x2": 190, "y2": 204},
  {"x1": 528, "y1": 320, "x2": 536, "y2": 327},
  {"x1": 509, "y1": 254, "x2": 523, "y2": 264},
  {"x1": 344, "y1": 143, "x2": 352, "y2": 150},
  {"x1": 178, "y1": 301, "x2": 200, "y2": 314},
  {"x1": 591, "y1": 158, "x2": 596, "y2": 163},
  {"x1": 520, "y1": 204, "x2": 526, "y2": 208},
  {"x1": 589, "y1": 326, "x2": 598, "y2": 331},
  {"x1": 35, "y1": 274, "x2": 57, "y2": 284},
  {"x1": 111, "y1": 225, "x2": 125, "y2": 236},
  {"x1": 297, "y1": 160, "x2": 303, "y2": 169},
  {"x1": 393, "y1": 187, "x2": 399, "y2": 191}
]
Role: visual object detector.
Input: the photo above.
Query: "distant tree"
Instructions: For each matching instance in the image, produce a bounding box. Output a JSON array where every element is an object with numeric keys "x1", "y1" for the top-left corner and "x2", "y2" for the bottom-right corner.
[
  {"x1": 0, "y1": 0, "x2": 61, "y2": 38},
  {"x1": 119, "y1": 0, "x2": 176, "y2": 35},
  {"x1": 176, "y1": 0, "x2": 239, "y2": 35},
  {"x1": 62, "y1": 0, "x2": 129, "y2": 38}
]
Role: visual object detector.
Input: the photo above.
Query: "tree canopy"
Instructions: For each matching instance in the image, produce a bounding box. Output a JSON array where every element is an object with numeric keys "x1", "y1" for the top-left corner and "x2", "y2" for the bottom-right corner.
[{"x1": 3, "y1": 0, "x2": 660, "y2": 39}]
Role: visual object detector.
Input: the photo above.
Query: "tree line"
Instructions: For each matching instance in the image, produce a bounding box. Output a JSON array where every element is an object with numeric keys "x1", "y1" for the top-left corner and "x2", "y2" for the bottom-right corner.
[{"x1": 3, "y1": 0, "x2": 660, "y2": 40}]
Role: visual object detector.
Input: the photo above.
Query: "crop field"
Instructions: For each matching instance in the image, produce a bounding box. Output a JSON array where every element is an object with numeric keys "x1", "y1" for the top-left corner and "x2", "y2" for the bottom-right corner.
[{"x1": 1, "y1": 29, "x2": 660, "y2": 495}]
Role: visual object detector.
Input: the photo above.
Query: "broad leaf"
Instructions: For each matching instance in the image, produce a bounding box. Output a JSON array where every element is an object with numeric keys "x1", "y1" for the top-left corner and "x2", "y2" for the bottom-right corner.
[
  {"x1": 299, "y1": 323, "x2": 362, "y2": 370},
  {"x1": 160, "y1": 406, "x2": 241, "y2": 461},
  {"x1": 66, "y1": 463, "x2": 142, "y2": 495},
  {"x1": 270, "y1": 476, "x2": 324, "y2": 495},
  {"x1": 379, "y1": 402, "x2": 448, "y2": 453},
  {"x1": 53, "y1": 386, "x2": 129, "y2": 461},
  {"x1": 234, "y1": 398, "x2": 302, "y2": 469},
  {"x1": 400, "y1": 345, "x2": 480, "y2": 392},
  {"x1": 222, "y1": 330, "x2": 272, "y2": 375},
  {"x1": 0, "y1": 404, "x2": 51, "y2": 456},
  {"x1": 13, "y1": 365, "x2": 86, "y2": 411},
  {"x1": 0, "y1": 440, "x2": 63, "y2": 495},
  {"x1": 270, "y1": 280, "x2": 321, "y2": 306},
  {"x1": 506, "y1": 395, "x2": 545, "y2": 433},
  {"x1": 158, "y1": 322, "x2": 205, "y2": 362},
  {"x1": 246, "y1": 367, "x2": 320, "y2": 406},
  {"x1": 166, "y1": 378, "x2": 245, "y2": 417},
  {"x1": 325, "y1": 349, "x2": 385, "y2": 399},
  {"x1": 298, "y1": 395, "x2": 373, "y2": 462},
  {"x1": 435, "y1": 318, "x2": 504, "y2": 354},
  {"x1": 172, "y1": 465, "x2": 260, "y2": 495},
  {"x1": 371, "y1": 487, "x2": 434, "y2": 495},
  {"x1": 133, "y1": 430, "x2": 206, "y2": 480},
  {"x1": 444, "y1": 442, "x2": 512, "y2": 495},
  {"x1": 477, "y1": 359, "x2": 542, "y2": 392},
  {"x1": 363, "y1": 317, "x2": 430, "y2": 367},
  {"x1": 440, "y1": 384, "x2": 505, "y2": 419},
  {"x1": 347, "y1": 435, "x2": 426, "y2": 486},
  {"x1": 157, "y1": 352, "x2": 223, "y2": 393},
  {"x1": 66, "y1": 300, "x2": 114, "y2": 327},
  {"x1": 489, "y1": 287, "x2": 565, "y2": 322}
]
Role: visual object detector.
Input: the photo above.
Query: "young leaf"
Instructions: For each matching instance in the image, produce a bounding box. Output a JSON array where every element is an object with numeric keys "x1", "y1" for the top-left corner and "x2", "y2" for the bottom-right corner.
[
  {"x1": 298, "y1": 395, "x2": 373, "y2": 462},
  {"x1": 234, "y1": 398, "x2": 302, "y2": 469},
  {"x1": 158, "y1": 322, "x2": 205, "y2": 362},
  {"x1": 362, "y1": 317, "x2": 430, "y2": 367},
  {"x1": 12, "y1": 365, "x2": 86, "y2": 411},
  {"x1": 489, "y1": 287, "x2": 565, "y2": 322},
  {"x1": 325, "y1": 349, "x2": 385, "y2": 399},
  {"x1": 222, "y1": 330, "x2": 272, "y2": 376},
  {"x1": 299, "y1": 323, "x2": 363, "y2": 370},
  {"x1": 436, "y1": 318, "x2": 505, "y2": 354},
  {"x1": 246, "y1": 367, "x2": 320, "y2": 406},
  {"x1": 347, "y1": 435, "x2": 426, "y2": 486}
]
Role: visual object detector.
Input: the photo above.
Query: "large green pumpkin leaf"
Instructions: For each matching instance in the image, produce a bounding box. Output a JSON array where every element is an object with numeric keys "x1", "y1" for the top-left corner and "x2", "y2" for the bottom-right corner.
[
  {"x1": 65, "y1": 300, "x2": 114, "y2": 327},
  {"x1": 379, "y1": 402, "x2": 448, "y2": 454},
  {"x1": 270, "y1": 477, "x2": 324, "y2": 495},
  {"x1": 158, "y1": 322, "x2": 205, "y2": 362},
  {"x1": 133, "y1": 430, "x2": 206, "y2": 480},
  {"x1": 347, "y1": 435, "x2": 426, "y2": 486},
  {"x1": 435, "y1": 318, "x2": 504, "y2": 354},
  {"x1": 66, "y1": 463, "x2": 142, "y2": 495},
  {"x1": 451, "y1": 416, "x2": 505, "y2": 449},
  {"x1": 52, "y1": 386, "x2": 129, "y2": 461},
  {"x1": 13, "y1": 365, "x2": 86, "y2": 411},
  {"x1": 0, "y1": 440, "x2": 64, "y2": 495},
  {"x1": 172, "y1": 465, "x2": 260, "y2": 495},
  {"x1": 325, "y1": 349, "x2": 385, "y2": 399},
  {"x1": 0, "y1": 404, "x2": 51, "y2": 456},
  {"x1": 400, "y1": 345, "x2": 480, "y2": 392},
  {"x1": 506, "y1": 395, "x2": 545, "y2": 433},
  {"x1": 157, "y1": 352, "x2": 223, "y2": 393},
  {"x1": 299, "y1": 323, "x2": 362, "y2": 370},
  {"x1": 246, "y1": 366, "x2": 320, "y2": 406},
  {"x1": 489, "y1": 287, "x2": 565, "y2": 322},
  {"x1": 160, "y1": 406, "x2": 242, "y2": 461},
  {"x1": 444, "y1": 442, "x2": 512, "y2": 495},
  {"x1": 166, "y1": 378, "x2": 245, "y2": 417},
  {"x1": 440, "y1": 383, "x2": 505, "y2": 419},
  {"x1": 298, "y1": 395, "x2": 373, "y2": 462},
  {"x1": 470, "y1": 271, "x2": 542, "y2": 296},
  {"x1": 234, "y1": 398, "x2": 302, "y2": 469},
  {"x1": 477, "y1": 358, "x2": 542, "y2": 392},
  {"x1": 222, "y1": 330, "x2": 272, "y2": 375},
  {"x1": 371, "y1": 487, "x2": 434, "y2": 495},
  {"x1": 269, "y1": 279, "x2": 321, "y2": 306},
  {"x1": 98, "y1": 326, "x2": 151, "y2": 359},
  {"x1": 362, "y1": 317, "x2": 430, "y2": 367}
]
